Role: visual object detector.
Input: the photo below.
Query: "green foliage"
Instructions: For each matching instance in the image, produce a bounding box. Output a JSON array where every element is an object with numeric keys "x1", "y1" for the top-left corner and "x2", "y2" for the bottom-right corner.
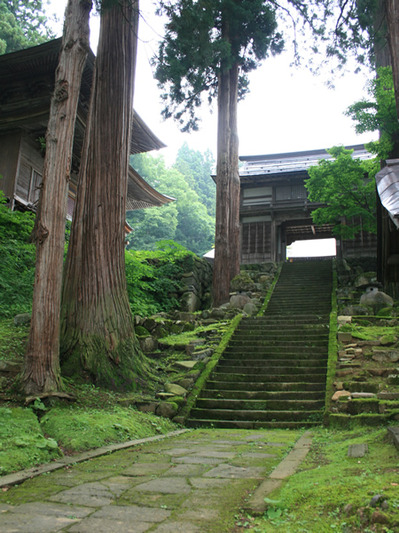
[
  {"x1": 0, "y1": 319, "x2": 28, "y2": 360},
  {"x1": 125, "y1": 241, "x2": 195, "y2": 317},
  {"x1": 0, "y1": 407, "x2": 61, "y2": 475},
  {"x1": 40, "y1": 406, "x2": 176, "y2": 452},
  {"x1": 174, "y1": 142, "x2": 216, "y2": 217},
  {"x1": 251, "y1": 427, "x2": 399, "y2": 532},
  {"x1": 128, "y1": 152, "x2": 215, "y2": 255},
  {"x1": 0, "y1": 192, "x2": 35, "y2": 317},
  {"x1": 305, "y1": 146, "x2": 378, "y2": 238},
  {"x1": 154, "y1": 0, "x2": 284, "y2": 131},
  {"x1": 346, "y1": 67, "x2": 399, "y2": 160},
  {"x1": 0, "y1": 0, "x2": 54, "y2": 54}
]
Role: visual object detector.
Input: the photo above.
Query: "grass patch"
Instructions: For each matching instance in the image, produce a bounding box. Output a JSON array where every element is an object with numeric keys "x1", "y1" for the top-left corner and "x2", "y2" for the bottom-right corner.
[
  {"x1": 40, "y1": 406, "x2": 177, "y2": 453},
  {"x1": 158, "y1": 322, "x2": 228, "y2": 348},
  {"x1": 248, "y1": 426, "x2": 399, "y2": 532},
  {"x1": 0, "y1": 407, "x2": 61, "y2": 475}
]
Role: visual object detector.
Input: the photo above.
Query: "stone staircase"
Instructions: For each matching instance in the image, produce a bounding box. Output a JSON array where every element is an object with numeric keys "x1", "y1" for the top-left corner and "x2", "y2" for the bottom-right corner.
[{"x1": 187, "y1": 260, "x2": 333, "y2": 429}]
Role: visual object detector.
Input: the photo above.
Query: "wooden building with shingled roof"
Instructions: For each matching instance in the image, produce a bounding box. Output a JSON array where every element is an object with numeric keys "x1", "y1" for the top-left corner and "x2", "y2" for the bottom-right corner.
[
  {"x1": 0, "y1": 38, "x2": 173, "y2": 221},
  {"x1": 239, "y1": 145, "x2": 377, "y2": 263}
]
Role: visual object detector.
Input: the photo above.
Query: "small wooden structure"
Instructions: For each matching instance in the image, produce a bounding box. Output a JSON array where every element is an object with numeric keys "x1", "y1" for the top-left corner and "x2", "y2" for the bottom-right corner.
[
  {"x1": 239, "y1": 145, "x2": 377, "y2": 263},
  {"x1": 0, "y1": 39, "x2": 172, "y2": 217}
]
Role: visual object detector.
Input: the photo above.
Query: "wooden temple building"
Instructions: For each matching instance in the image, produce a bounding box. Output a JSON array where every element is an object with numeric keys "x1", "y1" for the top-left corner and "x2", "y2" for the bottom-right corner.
[
  {"x1": 0, "y1": 39, "x2": 172, "y2": 219},
  {"x1": 239, "y1": 145, "x2": 377, "y2": 263}
]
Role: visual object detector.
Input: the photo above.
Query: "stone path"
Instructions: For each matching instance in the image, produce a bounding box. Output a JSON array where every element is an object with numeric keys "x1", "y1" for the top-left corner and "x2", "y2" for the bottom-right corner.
[{"x1": 0, "y1": 428, "x2": 311, "y2": 532}]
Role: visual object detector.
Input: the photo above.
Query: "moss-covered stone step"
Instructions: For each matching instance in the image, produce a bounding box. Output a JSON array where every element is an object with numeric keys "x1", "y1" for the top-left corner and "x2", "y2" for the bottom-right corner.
[
  {"x1": 328, "y1": 413, "x2": 390, "y2": 428},
  {"x1": 201, "y1": 389, "x2": 325, "y2": 401},
  {"x1": 185, "y1": 419, "x2": 319, "y2": 429},
  {"x1": 232, "y1": 333, "x2": 329, "y2": 341},
  {"x1": 214, "y1": 365, "x2": 327, "y2": 375},
  {"x1": 217, "y1": 358, "x2": 327, "y2": 368},
  {"x1": 228, "y1": 339, "x2": 328, "y2": 348},
  {"x1": 189, "y1": 407, "x2": 322, "y2": 422},
  {"x1": 195, "y1": 398, "x2": 325, "y2": 411},
  {"x1": 223, "y1": 348, "x2": 327, "y2": 357},
  {"x1": 210, "y1": 372, "x2": 327, "y2": 383},
  {"x1": 205, "y1": 380, "x2": 326, "y2": 392}
]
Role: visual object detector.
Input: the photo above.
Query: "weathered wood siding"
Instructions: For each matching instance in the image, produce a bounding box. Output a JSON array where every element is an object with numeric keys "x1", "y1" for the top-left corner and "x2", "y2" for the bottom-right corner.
[{"x1": 0, "y1": 132, "x2": 22, "y2": 201}]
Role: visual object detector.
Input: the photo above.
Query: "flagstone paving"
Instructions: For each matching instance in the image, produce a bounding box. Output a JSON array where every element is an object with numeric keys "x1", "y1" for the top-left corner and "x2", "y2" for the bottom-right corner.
[{"x1": 0, "y1": 428, "x2": 310, "y2": 532}]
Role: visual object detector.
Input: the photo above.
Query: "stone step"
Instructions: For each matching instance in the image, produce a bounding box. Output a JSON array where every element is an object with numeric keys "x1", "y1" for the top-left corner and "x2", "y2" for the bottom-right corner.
[
  {"x1": 217, "y1": 358, "x2": 327, "y2": 368},
  {"x1": 201, "y1": 389, "x2": 325, "y2": 400},
  {"x1": 224, "y1": 346, "x2": 327, "y2": 356},
  {"x1": 189, "y1": 408, "x2": 322, "y2": 422},
  {"x1": 233, "y1": 331, "x2": 329, "y2": 339},
  {"x1": 229, "y1": 339, "x2": 328, "y2": 347},
  {"x1": 205, "y1": 380, "x2": 326, "y2": 392},
  {"x1": 214, "y1": 365, "x2": 327, "y2": 375},
  {"x1": 210, "y1": 372, "x2": 326, "y2": 383},
  {"x1": 221, "y1": 353, "x2": 328, "y2": 363},
  {"x1": 185, "y1": 419, "x2": 320, "y2": 429},
  {"x1": 242, "y1": 315, "x2": 330, "y2": 323},
  {"x1": 195, "y1": 398, "x2": 325, "y2": 411}
]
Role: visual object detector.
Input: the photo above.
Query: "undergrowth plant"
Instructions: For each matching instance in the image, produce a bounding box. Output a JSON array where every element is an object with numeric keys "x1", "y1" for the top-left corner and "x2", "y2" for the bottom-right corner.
[
  {"x1": 0, "y1": 192, "x2": 35, "y2": 318},
  {"x1": 126, "y1": 240, "x2": 195, "y2": 316},
  {"x1": 0, "y1": 195, "x2": 191, "y2": 319}
]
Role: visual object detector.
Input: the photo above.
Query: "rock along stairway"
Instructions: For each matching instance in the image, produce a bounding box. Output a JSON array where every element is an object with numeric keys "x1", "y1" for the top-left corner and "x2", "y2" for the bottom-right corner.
[{"x1": 187, "y1": 259, "x2": 333, "y2": 429}]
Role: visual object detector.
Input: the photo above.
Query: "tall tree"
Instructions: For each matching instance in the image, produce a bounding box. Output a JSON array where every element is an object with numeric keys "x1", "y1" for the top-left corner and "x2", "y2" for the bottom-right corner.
[
  {"x1": 385, "y1": 0, "x2": 399, "y2": 116},
  {"x1": 0, "y1": 0, "x2": 54, "y2": 54},
  {"x1": 23, "y1": 0, "x2": 92, "y2": 395},
  {"x1": 60, "y1": 0, "x2": 144, "y2": 389},
  {"x1": 154, "y1": 0, "x2": 284, "y2": 305}
]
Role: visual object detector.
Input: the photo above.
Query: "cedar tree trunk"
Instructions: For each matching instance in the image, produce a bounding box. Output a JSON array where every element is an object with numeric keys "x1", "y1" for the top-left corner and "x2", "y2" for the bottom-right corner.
[
  {"x1": 23, "y1": 0, "x2": 92, "y2": 395},
  {"x1": 60, "y1": 0, "x2": 144, "y2": 390},
  {"x1": 213, "y1": 58, "x2": 240, "y2": 307},
  {"x1": 386, "y1": 0, "x2": 399, "y2": 117}
]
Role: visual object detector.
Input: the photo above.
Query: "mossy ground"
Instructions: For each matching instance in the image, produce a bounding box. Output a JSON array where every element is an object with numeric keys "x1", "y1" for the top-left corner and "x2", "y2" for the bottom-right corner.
[{"x1": 239, "y1": 426, "x2": 399, "y2": 533}]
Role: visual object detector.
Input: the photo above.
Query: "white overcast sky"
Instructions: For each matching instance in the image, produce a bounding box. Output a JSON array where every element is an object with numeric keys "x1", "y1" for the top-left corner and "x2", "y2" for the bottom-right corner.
[{"x1": 45, "y1": 0, "x2": 376, "y2": 164}]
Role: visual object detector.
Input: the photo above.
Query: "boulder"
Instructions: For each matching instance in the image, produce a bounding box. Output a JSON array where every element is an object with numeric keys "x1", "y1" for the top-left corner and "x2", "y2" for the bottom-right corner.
[
  {"x1": 354, "y1": 272, "x2": 377, "y2": 288},
  {"x1": 14, "y1": 313, "x2": 31, "y2": 326},
  {"x1": 372, "y1": 350, "x2": 399, "y2": 363},
  {"x1": 332, "y1": 390, "x2": 351, "y2": 401},
  {"x1": 139, "y1": 336, "x2": 158, "y2": 353},
  {"x1": 360, "y1": 287, "x2": 393, "y2": 312},
  {"x1": 0, "y1": 360, "x2": 21, "y2": 373},
  {"x1": 173, "y1": 360, "x2": 197, "y2": 371},
  {"x1": 175, "y1": 378, "x2": 194, "y2": 390},
  {"x1": 243, "y1": 302, "x2": 258, "y2": 316},
  {"x1": 165, "y1": 383, "x2": 188, "y2": 396},
  {"x1": 156, "y1": 402, "x2": 178, "y2": 419},
  {"x1": 229, "y1": 293, "x2": 251, "y2": 309},
  {"x1": 230, "y1": 272, "x2": 257, "y2": 292}
]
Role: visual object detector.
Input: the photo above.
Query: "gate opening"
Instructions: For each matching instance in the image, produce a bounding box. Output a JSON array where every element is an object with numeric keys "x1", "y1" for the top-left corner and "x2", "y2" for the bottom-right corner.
[{"x1": 286, "y1": 238, "x2": 336, "y2": 259}]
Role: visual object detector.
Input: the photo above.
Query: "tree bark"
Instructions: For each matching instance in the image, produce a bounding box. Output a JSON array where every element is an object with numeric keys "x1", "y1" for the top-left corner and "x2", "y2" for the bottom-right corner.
[
  {"x1": 228, "y1": 62, "x2": 240, "y2": 283},
  {"x1": 212, "y1": 56, "x2": 241, "y2": 307},
  {"x1": 23, "y1": 0, "x2": 91, "y2": 395},
  {"x1": 386, "y1": 0, "x2": 399, "y2": 117},
  {"x1": 213, "y1": 66, "x2": 232, "y2": 307},
  {"x1": 60, "y1": 0, "x2": 144, "y2": 390}
]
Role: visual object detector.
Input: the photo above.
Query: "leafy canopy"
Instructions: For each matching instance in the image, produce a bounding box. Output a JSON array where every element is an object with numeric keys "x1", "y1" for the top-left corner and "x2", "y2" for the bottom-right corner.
[
  {"x1": 0, "y1": 0, "x2": 54, "y2": 54},
  {"x1": 154, "y1": 0, "x2": 284, "y2": 131},
  {"x1": 305, "y1": 146, "x2": 378, "y2": 238},
  {"x1": 128, "y1": 151, "x2": 215, "y2": 255},
  {"x1": 346, "y1": 66, "x2": 399, "y2": 160}
]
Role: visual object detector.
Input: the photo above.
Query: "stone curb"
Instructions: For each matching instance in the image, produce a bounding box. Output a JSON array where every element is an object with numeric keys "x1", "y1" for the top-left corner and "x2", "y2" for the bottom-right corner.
[
  {"x1": 387, "y1": 426, "x2": 399, "y2": 451},
  {"x1": 244, "y1": 431, "x2": 313, "y2": 515},
  {"x1": 0, "y1": 429, "x2": 189, "y2": 489}
]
